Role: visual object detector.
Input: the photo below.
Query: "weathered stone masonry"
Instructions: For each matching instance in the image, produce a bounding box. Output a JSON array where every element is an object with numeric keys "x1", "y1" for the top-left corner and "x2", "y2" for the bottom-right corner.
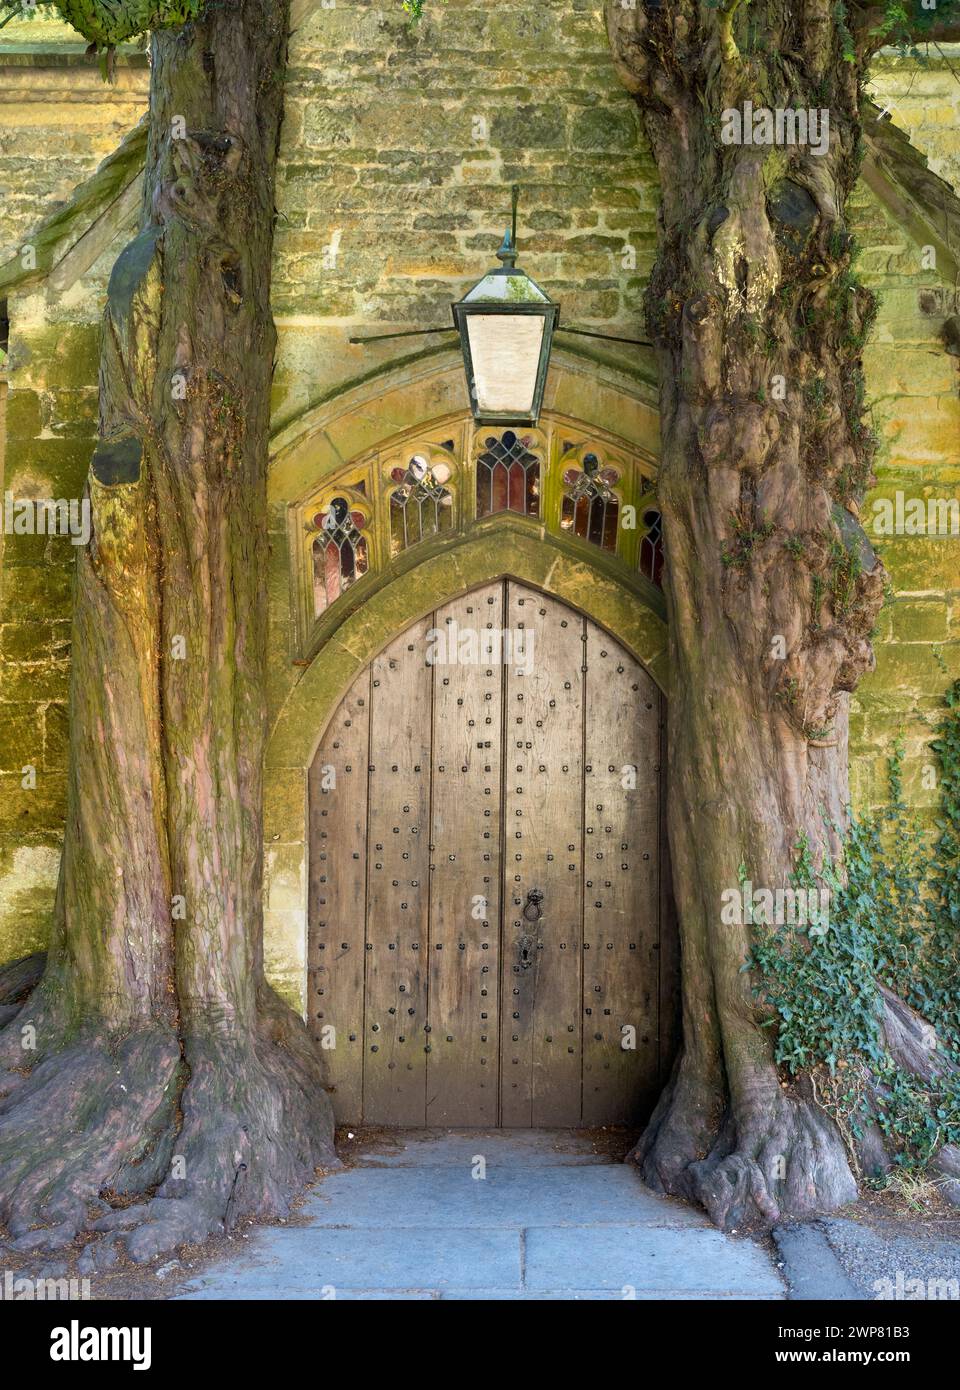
[{"x1": 0, "y1": 4, "x2": 958, "y2": 1003}]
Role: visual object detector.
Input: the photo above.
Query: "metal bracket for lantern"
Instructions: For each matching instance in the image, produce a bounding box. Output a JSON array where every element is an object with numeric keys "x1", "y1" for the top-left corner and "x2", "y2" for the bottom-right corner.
[{"x1": 349, "y1": 186, "x2": 650, "y2": 428}]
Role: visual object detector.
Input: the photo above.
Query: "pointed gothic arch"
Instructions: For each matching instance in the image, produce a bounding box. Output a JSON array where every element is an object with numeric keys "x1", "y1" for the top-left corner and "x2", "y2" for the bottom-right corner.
[{"x1": 262, "y1": 351, "x2": 667, "y2": 1021}]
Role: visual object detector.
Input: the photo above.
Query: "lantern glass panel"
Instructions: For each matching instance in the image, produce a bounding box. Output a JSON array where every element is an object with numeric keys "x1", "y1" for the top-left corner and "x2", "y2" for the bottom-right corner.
[{"x1": 464, "y1": 313, "x2": 546, "y2": 417}]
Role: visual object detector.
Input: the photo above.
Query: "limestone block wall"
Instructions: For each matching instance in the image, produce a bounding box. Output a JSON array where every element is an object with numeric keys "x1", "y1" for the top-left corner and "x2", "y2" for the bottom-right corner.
[
  {"x1": 0, "y1": 40, "x2": 149, "y2": 962},
  {"x1": 869, "y1": 48, "x2": 960, "y2": 191},
  {"x1": 845, "y1": 177, "x2": 960, "y2": 816},
  {"x1": 848, "y1": 49, "x2": 960, "y2": 817},
  {"x1": 270, "y1": 0, "x2": 658, "y2": 433},
  {"x1": 0, "y1": 29, "x2": 147, "y2": 256},
  {"x1": 0, "y1": 10, "x2": 958, "y2": 989}
]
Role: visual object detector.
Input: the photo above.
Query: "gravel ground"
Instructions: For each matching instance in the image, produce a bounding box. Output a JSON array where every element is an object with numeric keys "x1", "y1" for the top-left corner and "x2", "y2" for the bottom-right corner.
[
  {"x1": 821, "y1": 1214, "x2": 960, "y2": 1299},
  {"x1": 775, "y1": 1202, "x2": 960, "y2": 1300}
]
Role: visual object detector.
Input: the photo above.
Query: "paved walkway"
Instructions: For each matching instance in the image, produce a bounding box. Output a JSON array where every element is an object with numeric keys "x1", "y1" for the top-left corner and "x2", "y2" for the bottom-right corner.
[{"x1": 177, "y1": 1130, "x2": 785, "y2": 1300}]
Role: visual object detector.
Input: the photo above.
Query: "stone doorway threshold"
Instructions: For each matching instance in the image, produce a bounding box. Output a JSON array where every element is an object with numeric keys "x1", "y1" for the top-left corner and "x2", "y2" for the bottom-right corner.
[{"x1": 176, "y1": 1129, "x2": 784, "y2": 1301}]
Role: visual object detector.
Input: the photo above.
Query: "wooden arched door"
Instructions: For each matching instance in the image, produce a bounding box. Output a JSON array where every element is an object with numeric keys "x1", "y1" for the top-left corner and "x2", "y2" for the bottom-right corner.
[{"x1": 308, "y1": 580, "x2": 677, "y2": 1127}]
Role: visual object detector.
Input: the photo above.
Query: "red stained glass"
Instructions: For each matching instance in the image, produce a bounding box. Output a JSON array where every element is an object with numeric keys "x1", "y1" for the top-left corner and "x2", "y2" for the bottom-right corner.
[
  {"x1": 508, "y1": 462, "x2": 526, "y2": 512},
  {"x1": 491, "y1": 461, "x2": 509, "y2": 514},
  {"x1": 476, "y1": 431, "x2": 541, "y2": 520},
  {"x1": 312, "y1": 498, "x2": 369, "y2": 617}
]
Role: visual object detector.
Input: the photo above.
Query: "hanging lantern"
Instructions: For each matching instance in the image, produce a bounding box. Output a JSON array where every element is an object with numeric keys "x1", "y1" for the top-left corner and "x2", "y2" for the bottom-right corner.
[
  {"x1": 350, "y1": 186, "x2": 651, "y2": 405},
  {"x1": 452, "y1": 215, "x2": 558, "y2": 427}
]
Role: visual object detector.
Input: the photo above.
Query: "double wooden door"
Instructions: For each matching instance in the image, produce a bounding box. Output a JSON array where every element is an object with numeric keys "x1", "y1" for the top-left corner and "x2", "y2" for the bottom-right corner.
[{"x1": 308, "y1": 581, "x2": 674, "y2": 1127}]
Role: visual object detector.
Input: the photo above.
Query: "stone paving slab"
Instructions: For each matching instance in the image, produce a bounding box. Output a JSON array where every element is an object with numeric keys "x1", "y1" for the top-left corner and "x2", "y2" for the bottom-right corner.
[
  {"x1": 439, "y1": 1288, "x2": 782, "y2": 1301},
  {"x1": 301, "y1": 1163, "x2": 708, "y2": 1229},
  {"x1": 182, "y1": 1227, "x2": 521, "y2": 1294},
  {"x1": 773, "y1": 1224, "x2": 862, "y2": 1300},
  {"x1": 347, "y1": 1128, "x2": 618, "y2": 1167},
  {"x1": 175, "y1": 1129, "x2": 784, "y2": 1301},
  {"x1": 178, "y1": 1286, "x2": 439, "y2": 1301},
  {"x1": 523, "y1": 1224, "x2": 784, "y2": 1296},
  {"x1": 179, "y1": 1286, "x2": 773, "y2": 1301}
]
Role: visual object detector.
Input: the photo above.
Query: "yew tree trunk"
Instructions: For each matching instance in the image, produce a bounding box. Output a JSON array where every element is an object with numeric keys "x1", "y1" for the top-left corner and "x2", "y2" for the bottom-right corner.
[
  {"x1": 0, "y1": 0, "x2": 336, "y2": 1263},
  {"x1": 606, "y1": 0, "x2": 890, "y2": 1227}
]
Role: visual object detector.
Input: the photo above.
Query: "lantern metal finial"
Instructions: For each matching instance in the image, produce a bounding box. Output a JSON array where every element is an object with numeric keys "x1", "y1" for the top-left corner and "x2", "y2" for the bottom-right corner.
[
  {"x1": 350, "y1": 179, "x2": 652, "y2": 361},
  {"x1": 495, "y1": 229, "x2": 517, "y2": 270},
  {"x1": 495, "y1": 186, "x2": 521, "y2": 270}
]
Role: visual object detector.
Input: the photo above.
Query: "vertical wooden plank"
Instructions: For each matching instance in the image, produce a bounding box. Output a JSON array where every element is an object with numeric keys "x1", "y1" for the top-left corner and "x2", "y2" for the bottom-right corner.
[
  {"x1": 658, "y1": 698, "x2": 682, "y2": 1093},
  {"x1": 581, "y1": 630, "x2": 661, "y2": 1124},
  {"x1": 363, "y1": 618, "x2": 434, "y2": 1125},
  {"x1": 426, "y1": 582, "x2": 504, "y2": 1125},
  {"x1": 307, "y1": 669, "x2": 370, "y2": 1125},
  {"x1": 308, "y1": 586, "x2": 671, "y2": 1133},
  {"x1": 500, "y1": 583, "x2": 584, "y2": 1127}
]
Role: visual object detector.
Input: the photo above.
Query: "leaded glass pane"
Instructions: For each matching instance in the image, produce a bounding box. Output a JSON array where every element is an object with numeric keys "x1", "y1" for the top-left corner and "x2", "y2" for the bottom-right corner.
[
  {"x1": 639, "y1": 508, "x2": 664, "y2": 590},
  {"x1": 560, "y1": 449, "x2": 620, "y2": 554},
  {"x1": 388, "y1": 453, "x2": 454, "y2": 556},
  {"x1": 311, "y1": 497, "x2": 368, "y2": 616},
  {"x1": 476, "y1": 430, "x2": 541, "y2": 518}
]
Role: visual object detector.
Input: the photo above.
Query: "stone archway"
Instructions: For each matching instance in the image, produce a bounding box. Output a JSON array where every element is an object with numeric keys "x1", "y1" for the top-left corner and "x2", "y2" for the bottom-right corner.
[
  {"x1": 261, "y1": 352, "x2": 667, "y2": 1034},
  {"x1": 263, "y1": 532, "x2": 670, "y2": 1012}
]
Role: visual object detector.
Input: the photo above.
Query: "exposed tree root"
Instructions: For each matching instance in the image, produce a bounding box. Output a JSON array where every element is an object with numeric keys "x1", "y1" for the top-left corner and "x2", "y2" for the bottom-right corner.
[
  {"x1": 634, "y1": 988, "x2": 960, "y2": 1229},
  {"x1": 0, "y1": 953, "x2": 45, "y2": 1031},
  {"x1": 688, "y1": 1090, "x2": 858, "y2": 1230},
  {"x1": 0, "y1": 1027, "x2": 183, "y2": 1250},
  {"x1": 872, "y1": 991, "x2": 960, "y2": 1201},
  {"x1": 635, "y1": 1058, "x2": 857, "y2": 1229},
  {"x1": 0, "y1": 964, "x2": 337, "y2": 1263},
  {"x1": 632, "y1": 1054, "x2": 720, "y2": 1200}
]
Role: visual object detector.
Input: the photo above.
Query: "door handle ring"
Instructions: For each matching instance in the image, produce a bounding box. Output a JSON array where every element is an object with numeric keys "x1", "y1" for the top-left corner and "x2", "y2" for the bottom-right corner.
[{"x1": 522, "y1": 887, "x2": 544, "y2": 923}]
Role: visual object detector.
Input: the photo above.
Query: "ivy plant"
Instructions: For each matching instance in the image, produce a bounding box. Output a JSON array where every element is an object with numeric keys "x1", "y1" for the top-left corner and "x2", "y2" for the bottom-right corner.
[{"x1": 748, "y1": 680, "x2": 960, "y2": 1171}]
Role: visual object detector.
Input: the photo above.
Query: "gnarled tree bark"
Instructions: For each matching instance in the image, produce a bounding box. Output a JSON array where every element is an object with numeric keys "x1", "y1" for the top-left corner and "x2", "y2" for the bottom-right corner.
[
  {"x1": 0, "y1": 0, "x2": 336, "y2": 1265},
  {"x1": 605, "y1": 0, "x2": 941, "y2": 1229}
]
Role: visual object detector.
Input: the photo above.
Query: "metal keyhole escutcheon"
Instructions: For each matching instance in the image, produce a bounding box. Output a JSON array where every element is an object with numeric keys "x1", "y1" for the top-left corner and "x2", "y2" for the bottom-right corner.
[{"x1": 517, "y1": 888, "x2": 544, "y2": 972}]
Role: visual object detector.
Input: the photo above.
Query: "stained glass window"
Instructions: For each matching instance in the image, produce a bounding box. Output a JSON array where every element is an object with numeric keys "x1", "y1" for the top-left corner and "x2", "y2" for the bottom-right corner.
[
  {"x1": 311, "y1": 497, "x2": 368, "y2": 617},
  {"x1": 639, "y1": 508, "x2": 664, "y2": 590},
  {"x1": 300, "y1": 419, "x2": 658, "y2": 637},
  {"x1": 389, "y1": 453, "x2": 454, "y2": 555},
  {"x1": 475, "y1": 430, "x2": 541, "y2": 519},
  {"x1": 560, "y1": 450, "x2": 620, "y2": 553}
]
